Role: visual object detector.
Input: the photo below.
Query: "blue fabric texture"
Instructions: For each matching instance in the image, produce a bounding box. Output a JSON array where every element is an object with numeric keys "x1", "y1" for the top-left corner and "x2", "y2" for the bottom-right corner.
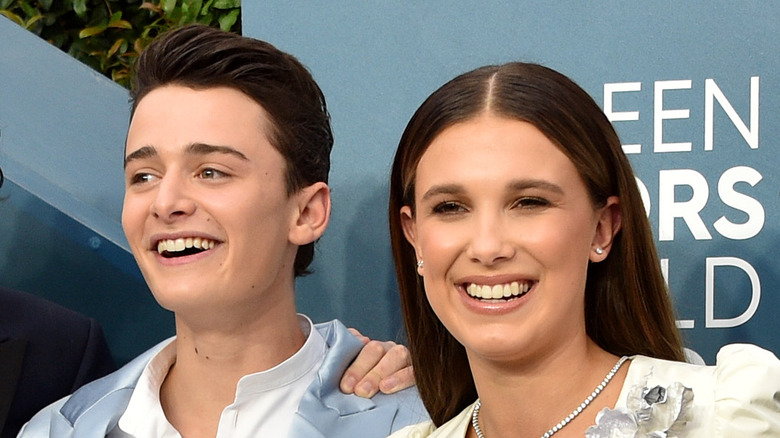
[{"x1": 18, "y1": 319, "x2": 427, "y2": 437}]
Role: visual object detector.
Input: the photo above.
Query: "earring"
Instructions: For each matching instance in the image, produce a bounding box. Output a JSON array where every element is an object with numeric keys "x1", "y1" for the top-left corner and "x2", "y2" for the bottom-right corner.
[
  {"x1": 595, "y1": 247, "x2": 604, "y2": 255},
  {"x1": 417, "y1": 260, "x2": 424, "y2": 268}
]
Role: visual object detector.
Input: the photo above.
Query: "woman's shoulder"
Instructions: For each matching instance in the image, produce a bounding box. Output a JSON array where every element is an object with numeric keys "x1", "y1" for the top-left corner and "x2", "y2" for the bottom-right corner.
[
  {"x1": 603, "y1": 343, "x2": 780, "y2": 437},
  {"x1": 387, "y1": 402, "x2": 476, "y2": 438},
  {"x1": 629, "y1": 343, "x2": 779, "y2": 388}
]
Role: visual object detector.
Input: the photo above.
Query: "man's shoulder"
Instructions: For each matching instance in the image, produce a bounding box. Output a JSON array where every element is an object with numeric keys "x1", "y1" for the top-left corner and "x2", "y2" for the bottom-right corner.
[
  {"x1": 295, "y1": 318, "x2": 428, "y2": 437},
  {"x1": 17, "y1": 339, "x2": 172, "y2": 437}
]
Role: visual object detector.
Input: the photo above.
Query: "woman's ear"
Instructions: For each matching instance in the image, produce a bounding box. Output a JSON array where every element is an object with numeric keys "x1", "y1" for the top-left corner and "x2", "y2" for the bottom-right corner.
[
  {"x1": 400, "y1": 206, "x2": 417, "y2": 246},
  {"x1": 400, "y1": 205, "x2": 424, "y2": 275},
  {"x1": 289, "y1": 182, "x2": 331, "y2": 245},
  {"x1": 590, "y1": 196, "x2": 622, "y2": 262}
]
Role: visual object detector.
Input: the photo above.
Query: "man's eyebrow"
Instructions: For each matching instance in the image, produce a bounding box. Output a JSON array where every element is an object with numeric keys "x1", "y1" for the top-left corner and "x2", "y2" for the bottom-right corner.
[
  {"x1": 124, "y1": 146, "x2": 156, "y2": 168},
  {"x1": 186, "y1": 143, "x2": 248, "y2": 160},
  {"x1": 124, "y1": 143, "x2": 249, "y2": 168}
]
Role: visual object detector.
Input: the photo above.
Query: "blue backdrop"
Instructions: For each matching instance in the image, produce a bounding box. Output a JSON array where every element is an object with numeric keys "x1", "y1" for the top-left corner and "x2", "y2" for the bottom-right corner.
[
  {"x1": 0, "y1": 2, "x2": 777, "y2": 365},
  {"x1": 243, "y1": 2, "x2": 779, "y2": 363}
]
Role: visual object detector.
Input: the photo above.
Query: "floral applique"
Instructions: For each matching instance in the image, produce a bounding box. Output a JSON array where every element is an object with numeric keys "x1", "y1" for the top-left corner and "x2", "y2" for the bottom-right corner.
[{"x1": 585, "y1": 368, "x2": 693, "y2": 438}]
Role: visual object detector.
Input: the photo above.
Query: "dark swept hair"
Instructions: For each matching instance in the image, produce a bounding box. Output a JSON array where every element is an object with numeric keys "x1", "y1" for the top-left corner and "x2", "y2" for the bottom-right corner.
[
  {"x1": 389, "y1": 62, "x2": 685, "y2": 425},
  {"x1": 130, "y1": 24, "x2": 333, "y2": 276}
]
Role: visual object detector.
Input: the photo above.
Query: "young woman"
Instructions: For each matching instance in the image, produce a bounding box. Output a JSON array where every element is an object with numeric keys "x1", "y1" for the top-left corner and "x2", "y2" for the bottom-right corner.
[{"x1": 388, "y1": 62, "x2": 780, "y2": 437}]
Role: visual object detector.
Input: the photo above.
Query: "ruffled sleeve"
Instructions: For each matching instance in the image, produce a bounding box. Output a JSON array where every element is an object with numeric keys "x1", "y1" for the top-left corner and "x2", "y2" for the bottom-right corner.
[
  {"x1": 599, "y1": 344, "x2": 779, "y2": 437},
  {"x1": 711, "y1": 344, "x2": 780, "y2": 436}
]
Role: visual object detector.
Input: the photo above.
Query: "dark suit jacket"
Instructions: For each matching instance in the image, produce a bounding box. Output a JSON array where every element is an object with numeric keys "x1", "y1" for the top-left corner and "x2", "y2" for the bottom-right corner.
[{"x1": 0, "y1": 287, "x2": 115, "y2": 438}]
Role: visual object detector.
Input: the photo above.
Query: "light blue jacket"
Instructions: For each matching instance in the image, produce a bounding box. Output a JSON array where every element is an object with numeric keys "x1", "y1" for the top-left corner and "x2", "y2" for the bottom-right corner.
[{"x1": 18, "y1": 319, "x2": 428, "y2": 437}]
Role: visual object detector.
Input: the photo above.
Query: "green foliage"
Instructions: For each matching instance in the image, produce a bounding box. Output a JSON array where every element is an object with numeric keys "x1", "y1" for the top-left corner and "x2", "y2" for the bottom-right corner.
[{"x1": 1, "y1": 0, "x2": 241, "y2": 88}]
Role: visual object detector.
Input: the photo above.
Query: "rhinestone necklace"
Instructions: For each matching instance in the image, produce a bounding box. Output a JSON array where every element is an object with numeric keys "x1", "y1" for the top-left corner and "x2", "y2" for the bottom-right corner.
[{"x1": 471, "y1": 356, "x2": 629, "y2": 438}]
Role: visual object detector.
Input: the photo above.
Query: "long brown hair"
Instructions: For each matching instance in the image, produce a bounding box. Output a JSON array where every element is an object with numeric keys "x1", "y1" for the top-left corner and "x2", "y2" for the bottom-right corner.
[{"x1": 388, "y1": 63, "x2": 684, "y2": 425}]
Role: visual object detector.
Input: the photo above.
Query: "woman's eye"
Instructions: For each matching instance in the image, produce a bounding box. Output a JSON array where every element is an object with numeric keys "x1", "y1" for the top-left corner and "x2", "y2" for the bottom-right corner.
[
  {"x1": 514, "y1": 197, "x2": 549, "y2": 208},
  {"x1": 432, "y1": 201, "x2": 466, "y2": 214}
]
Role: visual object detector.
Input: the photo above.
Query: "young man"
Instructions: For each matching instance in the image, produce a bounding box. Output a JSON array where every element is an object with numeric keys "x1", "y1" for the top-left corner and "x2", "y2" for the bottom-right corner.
[{"x1": 20, "y1": 25, "x2": 425, "y2": 437}]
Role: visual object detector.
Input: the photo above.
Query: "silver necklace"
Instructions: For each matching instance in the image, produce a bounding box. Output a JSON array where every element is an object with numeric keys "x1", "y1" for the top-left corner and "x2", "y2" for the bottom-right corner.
[{"x1": 471, "y1": 356, "x2": 629, "y2": 438}]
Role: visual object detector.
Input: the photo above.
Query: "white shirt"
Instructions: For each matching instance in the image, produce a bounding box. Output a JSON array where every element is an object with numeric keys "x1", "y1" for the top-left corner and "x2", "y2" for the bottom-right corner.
[
  {"x1": 111, "y1": 314, "x2": 327, "y2": 438},
  {"x1": 388, "y1": 344, "x2": 780, "y2": 438}
]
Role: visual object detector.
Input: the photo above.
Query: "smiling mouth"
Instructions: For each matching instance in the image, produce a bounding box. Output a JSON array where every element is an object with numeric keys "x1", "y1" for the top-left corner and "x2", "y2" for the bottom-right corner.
[
  {"x1": 465, "y1": 281, "x2": 532, "y2": 301},
  {"x1": 157, "y1": 237, "x2": 216, "y2": 258}
]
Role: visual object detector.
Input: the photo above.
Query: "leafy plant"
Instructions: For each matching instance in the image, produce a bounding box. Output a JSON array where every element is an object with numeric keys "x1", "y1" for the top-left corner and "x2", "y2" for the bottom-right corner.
[{"x1": 1, "y1": 0, "x2": 241, "y2": 88}]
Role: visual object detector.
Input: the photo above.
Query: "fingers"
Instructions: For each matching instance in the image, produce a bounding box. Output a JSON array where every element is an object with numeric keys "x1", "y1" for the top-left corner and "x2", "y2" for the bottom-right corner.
[
  {"x1": 378, "y1": 364, "x2": 415, "y2": 394},
  {"x1": 340, "y1": 340, "x2": 389, "y2": 396},
  {"x1": 347, "y1": 327, "x2": 369, "y2": 344},
  {"x1": 340, "y1": 339, "x2": 414, "y2": 398}
]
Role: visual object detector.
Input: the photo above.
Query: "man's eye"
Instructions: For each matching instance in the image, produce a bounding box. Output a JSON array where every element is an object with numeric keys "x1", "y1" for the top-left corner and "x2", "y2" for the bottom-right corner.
[
  {"x1": 130, "y1": 173, "x2": 156, "y2": 185},
  {"x1": 432, "y1": 201, "x2": 466, "y2": 214},
  {"x1": 198, "y1": 168, "x2": 227, "y2": 179}
]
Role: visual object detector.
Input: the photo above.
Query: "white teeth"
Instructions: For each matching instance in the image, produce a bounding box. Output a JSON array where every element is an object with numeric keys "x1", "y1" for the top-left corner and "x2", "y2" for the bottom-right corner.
[
  {"x1": 156, "y1": 237, "x2": 216, "y2": 254},
  {"x1": 466, "y1": 281, "x2": 531, "y2": 300}
]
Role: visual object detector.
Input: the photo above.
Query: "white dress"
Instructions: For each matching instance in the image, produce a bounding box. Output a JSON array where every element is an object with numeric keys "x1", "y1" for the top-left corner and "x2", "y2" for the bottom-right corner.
[{"x1": 389, "y1": 344, "x2": 780, "y2": 437}]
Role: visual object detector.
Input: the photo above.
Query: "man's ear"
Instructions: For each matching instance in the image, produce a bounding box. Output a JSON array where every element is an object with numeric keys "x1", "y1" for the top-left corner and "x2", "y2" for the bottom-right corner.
[
  {"x1": 590, "y1": 196, "x2": 622, "y2": 262},
  {"x1": 289, "y1": 182, "x2": 331, "y2": 245}
]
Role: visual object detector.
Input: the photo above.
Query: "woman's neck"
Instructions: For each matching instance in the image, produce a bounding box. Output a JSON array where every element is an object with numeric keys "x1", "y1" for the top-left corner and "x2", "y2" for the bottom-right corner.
[{"x1": 467, "y1": 340, "x2": 629, "y2": 438}]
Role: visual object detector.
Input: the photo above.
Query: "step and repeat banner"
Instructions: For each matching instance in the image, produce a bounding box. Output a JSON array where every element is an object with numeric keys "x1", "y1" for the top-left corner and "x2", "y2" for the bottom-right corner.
[
  {"x1": 0, "y1": 17, "x2": 173, "y2": 365},
  {"x1": 0, "y1": 3, "x2": 776, "y2": 364},
  {"x1": 244, "y1": 2, "x2": 779, "y2": 362}
]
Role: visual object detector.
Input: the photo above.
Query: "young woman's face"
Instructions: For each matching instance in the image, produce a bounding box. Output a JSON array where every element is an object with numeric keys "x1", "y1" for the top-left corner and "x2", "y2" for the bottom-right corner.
[
  {"x1": 122, "y1": 85, "x2": 303, "y2": 318},
  {"x1": 401, "y1": 114, "x2": 618, "y2": 364}
]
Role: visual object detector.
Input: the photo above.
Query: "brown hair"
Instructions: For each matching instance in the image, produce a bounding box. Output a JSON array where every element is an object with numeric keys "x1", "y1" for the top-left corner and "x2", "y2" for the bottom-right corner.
[
  {"x1": 130, "y1": 24, "x2": 333, "y2": 276},
  {"x1": 388, "y1": 62, "x2": 684, "y2": 425}
]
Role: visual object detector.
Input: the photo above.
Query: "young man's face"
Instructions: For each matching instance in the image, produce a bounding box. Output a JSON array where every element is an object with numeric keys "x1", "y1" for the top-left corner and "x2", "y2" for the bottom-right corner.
[{"x1": 122, "y1": 85, "x2": 302, "y2": 318}]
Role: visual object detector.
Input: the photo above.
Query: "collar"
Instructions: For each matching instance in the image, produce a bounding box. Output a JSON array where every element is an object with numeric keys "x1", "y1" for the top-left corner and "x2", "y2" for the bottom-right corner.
[
  {"x1": 52, "y1": 337, "x2": 171, "y2": 435},
  {"x1": 117, "y1": 315, "x2": 326, "y2": 436},
  {"x1": 289, "y1": 319, "x2": 400, "y2": 438}
]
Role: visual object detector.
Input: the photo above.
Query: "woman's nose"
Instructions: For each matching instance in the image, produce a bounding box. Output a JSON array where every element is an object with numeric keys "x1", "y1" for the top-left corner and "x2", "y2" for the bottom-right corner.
[{"x1": 466, "y1": 214, "x2": 515, "y2": 265}]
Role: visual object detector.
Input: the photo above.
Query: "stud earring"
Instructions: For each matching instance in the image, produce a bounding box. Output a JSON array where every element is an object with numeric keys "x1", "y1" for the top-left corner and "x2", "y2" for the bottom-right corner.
[
  {"x1": 595, "y1": 247, "x2": 604, "y2": 255},
  {"x1": 417, "y1": 260, "x2": 424, "y2": 268}
]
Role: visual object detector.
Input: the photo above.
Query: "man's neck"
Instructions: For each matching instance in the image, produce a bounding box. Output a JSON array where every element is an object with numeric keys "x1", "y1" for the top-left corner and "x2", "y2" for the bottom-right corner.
[{"x1": 160, "y1": 301, "x2": 307, "y2": 438}]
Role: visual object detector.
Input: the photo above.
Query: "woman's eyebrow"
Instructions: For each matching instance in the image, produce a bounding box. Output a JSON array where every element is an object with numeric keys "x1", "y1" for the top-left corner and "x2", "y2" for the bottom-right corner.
[
  {"x1": 421, "y1": 184, "x2": 464, "y2": 202},
  {"x1": 420, "y1": 179, "x2": 564, "y2": 201},
  {"x1": 507, "y1": 179, "x2": 564, "y2": 195}
]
